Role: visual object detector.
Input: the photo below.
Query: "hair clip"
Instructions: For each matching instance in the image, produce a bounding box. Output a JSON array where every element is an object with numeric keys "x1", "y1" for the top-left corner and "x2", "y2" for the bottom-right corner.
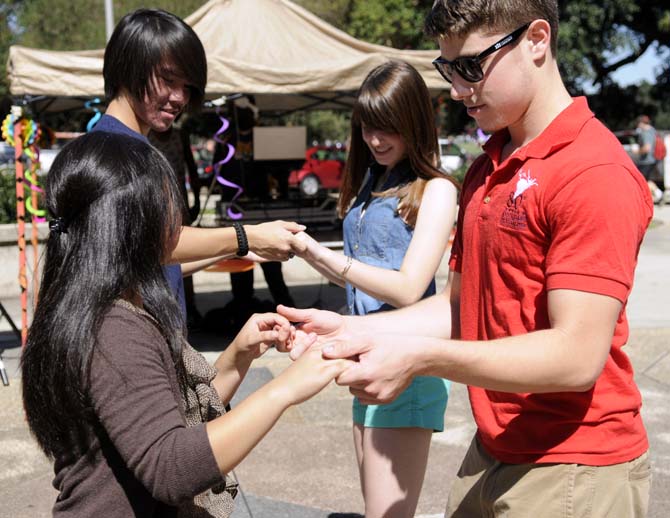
[{"x1": 49, "y1": 218, "x2": 68, "y2": 234}]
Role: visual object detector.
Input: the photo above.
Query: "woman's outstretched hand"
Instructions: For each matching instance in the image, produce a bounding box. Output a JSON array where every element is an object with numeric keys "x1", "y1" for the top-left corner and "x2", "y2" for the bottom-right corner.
[
  {"x1": 276, "y1": 305, "x2": 347, "y2": 360},
  {"x1": 271, "y1": 345, "x2": 356, "y2": 406},
  {"x1": 231, "y1": 312, "x2": 295, "y2": 358}
]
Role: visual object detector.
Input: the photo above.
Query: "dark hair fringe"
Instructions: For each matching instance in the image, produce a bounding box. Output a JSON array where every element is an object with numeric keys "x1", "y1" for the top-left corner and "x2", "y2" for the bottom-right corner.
[
  {"x1": 103, "y1": 8, "x2": 207, "y2": 113},
  {"x1": 21, "y1": 132, "x2": 187, "y2": 460}
]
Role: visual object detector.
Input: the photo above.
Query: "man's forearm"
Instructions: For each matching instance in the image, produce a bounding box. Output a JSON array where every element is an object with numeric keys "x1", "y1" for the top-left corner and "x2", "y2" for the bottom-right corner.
[
  {"x1": 170, "y1": 226, "x2": 237, "y2": 263},
  {"x1": 410, "y1": 327, "x2": 605, "y2": 393},
  {"x1": 346, "y1": 289, "x2": 452, "y2": 338}
]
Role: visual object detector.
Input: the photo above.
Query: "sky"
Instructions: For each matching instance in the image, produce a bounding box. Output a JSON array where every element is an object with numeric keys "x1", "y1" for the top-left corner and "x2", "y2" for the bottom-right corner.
[{"x1": 610, "y1": 44, "x2": 668, "y2": 86}]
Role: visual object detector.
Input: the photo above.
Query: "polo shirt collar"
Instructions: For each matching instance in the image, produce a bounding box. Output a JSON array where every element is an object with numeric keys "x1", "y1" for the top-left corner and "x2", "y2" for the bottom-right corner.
[{"x1": 483, "y1": 97, "x2": 594, "y2": 163}]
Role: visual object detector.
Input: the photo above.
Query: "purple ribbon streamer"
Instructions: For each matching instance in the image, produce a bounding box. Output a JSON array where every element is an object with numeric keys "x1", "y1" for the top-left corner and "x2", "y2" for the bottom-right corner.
[{"x1": 213, "y1": 111, "x2": 243, "y2": 220}]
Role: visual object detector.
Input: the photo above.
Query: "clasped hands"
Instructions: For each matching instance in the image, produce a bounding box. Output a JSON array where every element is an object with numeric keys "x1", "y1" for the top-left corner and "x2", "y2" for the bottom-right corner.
[
  {"x1": 274, "y1": 305, "x2": 416, "y2": 405},
  {"x1": 231, "y1": 308, "x2": 415, "y2": 406},
  {"x1": 244, "y1": 220, "x2": 308, "y2": 262}
]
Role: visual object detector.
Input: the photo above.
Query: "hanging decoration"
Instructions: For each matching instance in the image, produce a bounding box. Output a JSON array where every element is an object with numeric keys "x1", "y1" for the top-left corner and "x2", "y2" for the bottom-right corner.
[
  {"x1": 85, "y1": 98, "x2": 103, "y2": 132},
  {"x1": 1, "y1": 109, "x2": 46, "y2": 346},
  {"x1": 212, "y1": 107, "x2": 244, "y2": 220}
]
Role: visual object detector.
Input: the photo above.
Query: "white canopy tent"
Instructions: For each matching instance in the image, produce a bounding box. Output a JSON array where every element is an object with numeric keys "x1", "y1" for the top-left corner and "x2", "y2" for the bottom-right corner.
[{"x1": 7, "y1": 0, "x2": 448, "y2": 114}]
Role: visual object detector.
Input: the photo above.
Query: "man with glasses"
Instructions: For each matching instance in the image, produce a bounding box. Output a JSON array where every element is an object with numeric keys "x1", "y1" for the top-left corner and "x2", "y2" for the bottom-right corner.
[{"x1": 280, "y1": 1, "x2": 652, "y2": 516}]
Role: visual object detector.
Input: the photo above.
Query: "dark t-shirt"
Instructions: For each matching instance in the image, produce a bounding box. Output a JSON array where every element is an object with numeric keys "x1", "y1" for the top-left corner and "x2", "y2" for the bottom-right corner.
[
  {"x1": 91, "y1": 115, "x2": 187, "y2": 318},
  {"x1": 51, "y1": 305, "x2": 222, "y2": 516}
]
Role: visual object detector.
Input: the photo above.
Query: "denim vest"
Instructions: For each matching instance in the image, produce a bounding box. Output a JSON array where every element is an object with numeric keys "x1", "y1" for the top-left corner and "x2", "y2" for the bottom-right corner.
[{"x1": 343, "y1": 160, "x2": 436, "y2": 315}]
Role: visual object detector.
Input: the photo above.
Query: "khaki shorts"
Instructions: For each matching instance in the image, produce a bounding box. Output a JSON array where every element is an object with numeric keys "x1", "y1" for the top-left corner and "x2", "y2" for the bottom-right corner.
[{"x1": 446, "y1": 435, "x2": 651, "y2": 518}]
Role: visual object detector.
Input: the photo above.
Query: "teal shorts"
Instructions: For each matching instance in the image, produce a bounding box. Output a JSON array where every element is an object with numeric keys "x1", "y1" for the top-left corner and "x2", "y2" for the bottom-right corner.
[{"x1": 353, "y1": 375, "x2": 450, "y2": 431}]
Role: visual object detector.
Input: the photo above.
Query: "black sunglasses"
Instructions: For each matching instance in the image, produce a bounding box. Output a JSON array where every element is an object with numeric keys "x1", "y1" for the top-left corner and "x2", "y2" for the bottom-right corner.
[{"x1": 432, "y1": 23, "x2": 531, "y2": 83}]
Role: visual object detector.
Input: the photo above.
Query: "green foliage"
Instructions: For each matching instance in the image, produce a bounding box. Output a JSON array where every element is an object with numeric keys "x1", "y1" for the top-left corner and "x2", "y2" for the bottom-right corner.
[
  {"x1": 294, "y1": 0, "x2": 352, "y2": 29},
  {"x1": 303, "y1": 111, "x2": 351, "y2": 144},
  {"x1": 558, "y1": 0, "x2": 670, "y2": 92},
  {"x1": 3, "y1": 0, "x2": 670, "y2": 135},
  {"x1": 16, "y1": 0, "x2": 206, "y2": 51},
  {"x1": 0, "y1": 3, "x2": 21, "y2": 99},
  {"x1": 1, "y1": 0, "x2": 206, "y2": 109},
  {"x1": 268, "y1": 110, "x2": 351, "y2": 145},
  {"x1": 0, "y1": 161, "x2": 48, "y2": 224},
  {"x1": 0, "y1": 166, "x2": 17, "y2": 224},
  {"x1": 18, "y1": 0, "x2": 107, "y2": 50},
  {"x1": 347, "y1": 0, "x2": 436, "y2": 50}
]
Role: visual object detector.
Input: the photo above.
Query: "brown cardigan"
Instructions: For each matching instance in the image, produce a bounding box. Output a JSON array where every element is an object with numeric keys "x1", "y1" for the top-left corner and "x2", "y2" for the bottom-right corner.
[{"x1": 51, "y1": 304, "x2": 224, "y2": 517}]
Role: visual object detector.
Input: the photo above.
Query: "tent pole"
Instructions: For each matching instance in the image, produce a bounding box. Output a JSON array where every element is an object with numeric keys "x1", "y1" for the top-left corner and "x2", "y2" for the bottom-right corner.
[{"x1": 105, "y1": 0, "x2": 114, "y2": 42}]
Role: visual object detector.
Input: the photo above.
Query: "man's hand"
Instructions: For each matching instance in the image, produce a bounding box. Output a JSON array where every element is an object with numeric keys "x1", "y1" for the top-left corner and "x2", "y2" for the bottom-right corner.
[
  {"x1": 245, "y1": 220, "x2": 307, "y2": 261},
  {"x1": 322, "y1": 334, "x2": 418, "y2": 405},
  {"x1": 276, "y1": 305, "x2": 347, "y2": 360}
]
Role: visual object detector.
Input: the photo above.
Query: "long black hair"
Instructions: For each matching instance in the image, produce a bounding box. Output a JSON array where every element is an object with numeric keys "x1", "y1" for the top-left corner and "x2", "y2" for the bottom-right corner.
[
  {"x1": 103, "y1": 8, "x2": 207, "y2": 113},
  {"x1": 22, "y1": 132, "x2": 186, "y2": 460}
]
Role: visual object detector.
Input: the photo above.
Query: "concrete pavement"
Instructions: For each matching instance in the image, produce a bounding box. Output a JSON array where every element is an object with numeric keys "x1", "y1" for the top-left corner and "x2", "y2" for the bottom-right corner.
[{"x1": 1, "y1": 205, "x2": 669, "y2": 517}]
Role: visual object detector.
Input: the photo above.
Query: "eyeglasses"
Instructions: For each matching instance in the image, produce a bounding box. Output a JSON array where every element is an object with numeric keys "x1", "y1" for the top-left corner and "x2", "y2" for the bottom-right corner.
[{"x1": 432, "y1": 23, "x2": 531, "y2": 83}]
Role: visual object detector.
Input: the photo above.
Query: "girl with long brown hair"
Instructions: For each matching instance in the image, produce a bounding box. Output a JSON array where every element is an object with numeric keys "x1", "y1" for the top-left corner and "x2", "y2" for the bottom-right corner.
[{"x1": 292, "y1": 60, "x2": 459, "y2": 517}]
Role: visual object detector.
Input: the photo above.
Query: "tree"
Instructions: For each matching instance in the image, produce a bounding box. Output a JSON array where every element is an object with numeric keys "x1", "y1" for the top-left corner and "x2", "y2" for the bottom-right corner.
[
  {"x1": 558, "y1": 1, "x2": 670, "y2": 92},
  {"x1": 0, "y1": 2, "x2": 21, "y2": 98},
  {"x1": 15, "y1": 0, "x2": 206, "y2": 50},
  {"x1": 346, "y1": 0, "x2": 436, "y2": 50},
  {"x1": 294, "y1": 0, "x2": 352, "y2": 29},
  {"x1": 4, "y1": 0, "x2": 669, "y2": 134},
  {"x1": 2, "y1": 0, "x2": 207, "y2": 103}
]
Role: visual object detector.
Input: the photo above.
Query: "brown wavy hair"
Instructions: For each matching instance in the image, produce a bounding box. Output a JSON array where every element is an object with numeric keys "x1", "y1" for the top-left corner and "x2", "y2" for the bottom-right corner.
[{"x1": 338, "y1": 60, "x2": 458, "y2": 227}]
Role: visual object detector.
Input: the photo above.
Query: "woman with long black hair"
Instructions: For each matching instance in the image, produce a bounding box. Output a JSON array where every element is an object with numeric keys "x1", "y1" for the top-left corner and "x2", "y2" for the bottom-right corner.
[{"x1": 21, "y1": 131, "x2": 350, "y2": 517}]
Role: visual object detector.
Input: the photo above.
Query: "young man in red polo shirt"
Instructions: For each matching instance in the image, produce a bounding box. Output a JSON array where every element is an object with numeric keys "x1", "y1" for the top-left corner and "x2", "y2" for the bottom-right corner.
[{"x1": 279, "y1": 0, "x2": 653, "y2": 515}]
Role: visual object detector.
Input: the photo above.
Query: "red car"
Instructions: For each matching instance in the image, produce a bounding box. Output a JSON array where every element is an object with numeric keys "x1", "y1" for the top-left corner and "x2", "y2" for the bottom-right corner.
[{"x1": 289, "y1": 145, "x2": 347, "y2": 197}]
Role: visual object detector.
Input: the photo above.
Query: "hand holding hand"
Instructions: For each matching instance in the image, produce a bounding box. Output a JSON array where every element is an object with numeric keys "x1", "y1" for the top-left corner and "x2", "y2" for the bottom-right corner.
[
  {"x1": 272, "y1": 345, "x2": 356, "y2": 406},
  {"x1": 246, "y1": 220, "x2": 307, "y2": 261},
  {"x1": 293, "y1": 231, "x2": 321, "y2": 260},
  {"x1": 276, "y1": 305, "x2": 347, "y2": 359},
  {"x1": 231, "y1": 312, "x2": 294, "y2": 359},
  {"x1": 322, "y1": 334, "x2": 417, "y2": 405}
]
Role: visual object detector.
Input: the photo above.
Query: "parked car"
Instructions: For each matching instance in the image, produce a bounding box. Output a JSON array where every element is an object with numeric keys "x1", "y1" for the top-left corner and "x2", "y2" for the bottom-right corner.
[
  {"x1": 438, "y1": 138, "x2": 466, "y2": 173},
  {"x1": 289, "y1": 139, "x2": 467, "y2": 198},
  {"x1": 288, "y1": 145, "x2": 347, "y2": 197}
]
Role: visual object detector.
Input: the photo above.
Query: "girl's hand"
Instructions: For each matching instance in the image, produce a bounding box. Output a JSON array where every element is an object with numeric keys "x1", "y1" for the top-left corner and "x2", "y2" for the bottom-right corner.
[
  {"x1": 271, "y1": 346, "x2": 356, "y2": 406},
  {"x1": 231, "y1": 313, "x2": 293, "y2": 359},
  {"x1": 294, "y1": 231, "x2": 321, "y2": 260},
  {"x1": 287, "y1": 328, "x2": 319, "y2": 360}
]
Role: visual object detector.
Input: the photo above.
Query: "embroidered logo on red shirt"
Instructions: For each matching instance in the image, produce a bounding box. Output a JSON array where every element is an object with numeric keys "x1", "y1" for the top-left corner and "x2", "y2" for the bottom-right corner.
[
  {"x1": 513, "y1": 170, "x2": 538, "y2": 199},
  {"x1": 500, "y1": 168, "x2": 537, "y2": 230}
]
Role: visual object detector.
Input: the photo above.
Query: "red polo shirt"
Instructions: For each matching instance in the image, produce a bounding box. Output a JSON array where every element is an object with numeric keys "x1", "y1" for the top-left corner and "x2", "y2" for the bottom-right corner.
[{"x1": 449, "y1": 97, "x2": 652, "y2": 465}]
